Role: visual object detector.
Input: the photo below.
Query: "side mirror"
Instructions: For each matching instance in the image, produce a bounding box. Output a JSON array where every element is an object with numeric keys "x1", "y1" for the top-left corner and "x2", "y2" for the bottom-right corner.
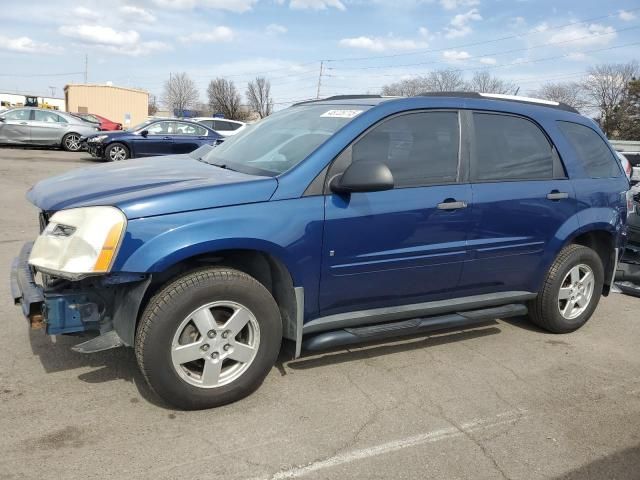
[
  {"x1": 0, "y1": 117, "x2": 5, "y2": 123},
  {"x1": 140, "y1": 129, "x2": 149, "y2": 138},
  {"x1": 330, "y1": 161, "x2": 394, "y2": 194}
]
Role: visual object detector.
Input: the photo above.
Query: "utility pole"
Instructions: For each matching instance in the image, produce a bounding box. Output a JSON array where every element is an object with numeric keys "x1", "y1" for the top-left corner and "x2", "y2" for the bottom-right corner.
[
  {"x1": 84, "y1": 54, "x2": 88, "y2": 83},
  {"x1": 316, "y1": 60, "x2": 324, "y2": 99},
  {"x1": 48, "y1": 86, "x2": 56, "y2": 97}
]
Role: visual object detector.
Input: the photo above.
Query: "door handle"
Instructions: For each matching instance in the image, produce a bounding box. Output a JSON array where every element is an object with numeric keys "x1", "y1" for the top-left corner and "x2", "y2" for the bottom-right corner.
[
  {"x1": 546, "y1": 191, "x2": 569, "y2": 201},
  {"x1": 162, "y1": 136, "x2": 171, "y2": 140},
  {"x1": 19, "y1": 122, "x2": 28, "y2": 125},
  {"x1": 437, "y1": 200, "x2": 468, "y2": 210}
]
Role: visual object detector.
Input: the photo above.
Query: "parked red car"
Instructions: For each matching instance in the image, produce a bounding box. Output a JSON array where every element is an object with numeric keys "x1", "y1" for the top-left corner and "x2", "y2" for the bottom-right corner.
[{"x1": 74, "y1": 113, "x2": 122, "y2": 131}]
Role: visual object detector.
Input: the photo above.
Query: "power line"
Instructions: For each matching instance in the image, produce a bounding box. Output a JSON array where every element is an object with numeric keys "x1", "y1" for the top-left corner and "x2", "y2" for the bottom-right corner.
[
  {"x1": 324, "y1": 6, "x2": 640, "y2": 63},
  {"x1": 319, "y1": 41, "x2": 640, "y2": 92},
  {"x1": 326, "y1": 24, "x2": 640, "y2": 73},
  {"x1": 0, "y1": 71, "x2": 84, "y2": 77}
]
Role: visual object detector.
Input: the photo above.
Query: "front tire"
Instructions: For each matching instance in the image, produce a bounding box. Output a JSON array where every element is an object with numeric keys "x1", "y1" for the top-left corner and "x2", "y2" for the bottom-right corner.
[
  {"x1": 105, "y1": 142, "x2": 129, "y2": 161},
  {"x1": 528, "y1": 244, "x2": 604, "y2": 333},
  {"x1": 135, "y1": 267, "x2": 282, "y2": 410},
  {"x1": 62, "y1": 133, "x2": 82, "y2": 151}
]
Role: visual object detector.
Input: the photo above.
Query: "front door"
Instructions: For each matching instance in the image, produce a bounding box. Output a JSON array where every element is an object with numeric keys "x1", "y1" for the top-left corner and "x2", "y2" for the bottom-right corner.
[
  {"x1": 132, "y1": 121, "x2": 174, "y2": 157},
  {"x1": 0, "y1": 108, "x2": 32, "y2": 144},
  {"x1": 459, "y1": 111, "x2": 578, "y2": 296},
  {"x1": 319, "y1": 110, "x2": 472, "y2": 316}
]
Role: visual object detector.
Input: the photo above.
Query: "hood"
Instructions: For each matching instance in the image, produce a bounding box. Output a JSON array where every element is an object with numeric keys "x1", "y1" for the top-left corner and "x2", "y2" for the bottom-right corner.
[{"x1": 27, "y1": 155, "x2": 278, "y2": 219}]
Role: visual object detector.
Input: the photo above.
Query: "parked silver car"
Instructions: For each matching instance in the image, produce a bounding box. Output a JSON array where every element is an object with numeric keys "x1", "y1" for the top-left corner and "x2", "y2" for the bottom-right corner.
[{"x1": 0, "y1": 107, "x2": 99, "y2": 151}]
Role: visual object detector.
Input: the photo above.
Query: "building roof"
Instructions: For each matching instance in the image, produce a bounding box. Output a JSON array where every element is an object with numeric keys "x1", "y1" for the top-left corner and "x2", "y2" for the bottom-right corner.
[{"x1": 64, "y1": 83, "x2": 148, "y2": 95}]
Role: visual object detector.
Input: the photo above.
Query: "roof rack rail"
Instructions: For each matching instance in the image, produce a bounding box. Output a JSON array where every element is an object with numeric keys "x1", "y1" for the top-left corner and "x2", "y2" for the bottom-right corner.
[
  {"x1": 416, "y1": 91, "x2": 579, "y2": 113},
  {"x1": 293, "y1": 95, "x2": 383, "y2": 106}
]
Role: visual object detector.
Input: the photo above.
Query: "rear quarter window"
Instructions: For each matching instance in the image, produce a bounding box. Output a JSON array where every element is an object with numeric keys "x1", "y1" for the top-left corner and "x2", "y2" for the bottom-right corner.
[{"x1": 557, "y1": 121, "x2": 622, "y2": 178}]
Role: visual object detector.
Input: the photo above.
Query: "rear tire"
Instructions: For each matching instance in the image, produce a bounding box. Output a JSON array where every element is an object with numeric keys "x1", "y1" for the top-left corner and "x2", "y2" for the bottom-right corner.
[
  {"x1": 135, "y1": 267, "x2": 282, "y2": 410},
  {"x1": 105, "y1": 142, "x2": 129, "y2": 161},
  {"x1": 528, "y1": 244, "x2": 604, "y2": 333}
]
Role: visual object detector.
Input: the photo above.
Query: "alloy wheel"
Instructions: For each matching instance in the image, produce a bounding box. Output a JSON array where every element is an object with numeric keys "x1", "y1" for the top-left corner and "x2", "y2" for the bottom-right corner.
[
  {"x1": 65, "y1": 134, "x2": 81, "y2": 151},
  {"x1": 170, "y1": 301, "x2": 260, "y2": 388},
  {"x1": 109, "y1": 145, "x2": 127, "y2": 161},
  {"x1": 558, "y1": 264, "x2": 595, "y2": 320}
]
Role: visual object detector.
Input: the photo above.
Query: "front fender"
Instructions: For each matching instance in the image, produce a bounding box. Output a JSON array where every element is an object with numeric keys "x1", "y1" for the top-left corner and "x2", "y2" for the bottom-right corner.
[{"x1": 112, "y1": 197, "x2": 325, "y2": 293}]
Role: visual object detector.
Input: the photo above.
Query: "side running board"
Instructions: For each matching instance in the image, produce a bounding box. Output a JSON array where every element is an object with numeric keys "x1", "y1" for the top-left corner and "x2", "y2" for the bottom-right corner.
[{"x1": 302, "y1": 304, "x2": 527, "y2": 352}]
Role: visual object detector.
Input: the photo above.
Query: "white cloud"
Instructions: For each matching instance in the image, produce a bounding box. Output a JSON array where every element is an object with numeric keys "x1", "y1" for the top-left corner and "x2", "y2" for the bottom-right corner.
[
  {"x1": 339, "y1": 35, "x2": 427, "y2": 52},
  {"x1": 619, "y1": 10, "x2": 636, "y2": 21},
  {"x1": 58, "y1": 25, "x2": 170, "y2": 56},
  {"x1": 479, "y1": 57, "x2": 497, "y2": 64},
  {"x1": 59, "y1": 25, "x2": 140, "y2": 46},
  {"x1": 180, "y1": 26, "x2": 235, "y2": 42},
  {"x1": 119, "y1": 5, "x2": 157, "y2": 23},
  {"x1": 530, "y1": 22, "x2": 549, "y2": 33},
  {"x1": 73, "y1": 6, "x2": 99, "y2": 20},
  {"x1": 444, "y1": 8, "x2": 482, "y2": 38},
  {"x1": 567, "y1": 52, "x2": 587, "y2": 61},
  {"x1": 443, "y1": 49, "x2": 471, "y2": 61},
  {"x1": 289, "y1": 0, "x2": 345, "y2": 11},
  {"x1": 440, "y1": 0, "x2": 479, "y2": 10},
  {"x1": 266, "y1": 23, "x2": 288, "y2": 35},
  {"x1": 548, "y1": 23, "x2": 616, "y2": 47},
  {"x1": 0, "y1": 35, "x2": 61, "y2": 54},
  {"x1": 509, "y1": 16, "x2": 526, "y2": 28},
  {"x1": 150, "y1": 0, "x2": 257, "y2": 13},
  {"x1": 419, "y1": 27, "x2": 429, "y2": 38}
]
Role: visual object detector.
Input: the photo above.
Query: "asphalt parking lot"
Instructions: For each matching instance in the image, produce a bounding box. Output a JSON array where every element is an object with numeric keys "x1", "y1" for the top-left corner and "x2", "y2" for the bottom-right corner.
[{"x1": 1, "y1": 147, "x2": 639, "y2": 480}]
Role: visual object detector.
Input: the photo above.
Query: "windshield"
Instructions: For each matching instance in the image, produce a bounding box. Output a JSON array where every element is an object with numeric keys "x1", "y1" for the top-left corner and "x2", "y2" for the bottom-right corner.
[{"x1": 202, "y1": 104, "x2": 369, "y2": 176}]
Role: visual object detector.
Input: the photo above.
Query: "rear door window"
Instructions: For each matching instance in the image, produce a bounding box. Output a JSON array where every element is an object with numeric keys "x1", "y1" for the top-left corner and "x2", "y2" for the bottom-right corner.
[
  {"x1": 558, "y1": 121, "x2": 622, "y2": 178},
  {"x1": 471, "y1": 113, "x2": 555, "y2": 181}
]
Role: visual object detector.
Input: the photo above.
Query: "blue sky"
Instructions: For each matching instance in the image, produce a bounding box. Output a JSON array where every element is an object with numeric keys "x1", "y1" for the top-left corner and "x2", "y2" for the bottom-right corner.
[{"x1": 0, "y1": 0, "x2": 638, "y2": 107}]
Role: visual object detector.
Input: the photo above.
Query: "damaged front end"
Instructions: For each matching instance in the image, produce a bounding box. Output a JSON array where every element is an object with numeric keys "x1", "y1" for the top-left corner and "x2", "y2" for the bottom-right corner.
[{"x1": 11, "y1": 242, "x2": 150, "y2": 353}]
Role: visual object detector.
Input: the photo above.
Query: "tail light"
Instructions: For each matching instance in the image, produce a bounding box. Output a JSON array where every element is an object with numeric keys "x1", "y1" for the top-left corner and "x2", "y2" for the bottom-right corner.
[{"x1": 626, "y1": 190, "x2": 636, "y2": 217}]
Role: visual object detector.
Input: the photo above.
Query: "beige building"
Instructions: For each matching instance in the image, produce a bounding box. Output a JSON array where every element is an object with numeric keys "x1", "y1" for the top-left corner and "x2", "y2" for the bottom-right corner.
[{"x1": 64, "y1": 84, "x2": 149, "y2": 127}]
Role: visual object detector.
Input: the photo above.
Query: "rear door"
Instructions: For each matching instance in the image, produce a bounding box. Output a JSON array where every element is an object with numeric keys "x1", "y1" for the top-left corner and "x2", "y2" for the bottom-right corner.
[
  {"x1": 459, "y1": 111, "x2": 577, "y2": 296},
  {"x1": 319, "y1": 110, "x2": 473, "y2": 316},
  {"x1": 30, "y1": 110, "x2": 67, "y2": 145},
  {"x1": 0, "y1": 109, "x2": 32, "y2": 144},
  {"x1": 172, "y1": 122, "x2": 210, "y2": 154}
]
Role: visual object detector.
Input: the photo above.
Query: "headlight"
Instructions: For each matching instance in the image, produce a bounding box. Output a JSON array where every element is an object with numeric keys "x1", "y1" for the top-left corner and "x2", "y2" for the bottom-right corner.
[
  {"x1": 89, "y1": 134, "x2": 108, "y2": 143},
  {"x1": 29, "y1": 206, "x2": 126, "y2": 279}
]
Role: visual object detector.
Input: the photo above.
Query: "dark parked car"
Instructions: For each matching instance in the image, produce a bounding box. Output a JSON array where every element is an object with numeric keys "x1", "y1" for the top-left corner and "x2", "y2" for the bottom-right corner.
[
  {"x1": 12, "y1": 93, "x2": 629, "y2": 410},
  {"x1": 85, "y1": 119, "x2": 222, "y2": 161}
]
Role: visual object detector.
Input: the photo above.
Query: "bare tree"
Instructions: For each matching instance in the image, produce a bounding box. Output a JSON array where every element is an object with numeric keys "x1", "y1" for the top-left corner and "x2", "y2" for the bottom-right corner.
[
  {"x1": 423, "y1": 69, "x2": 466, "y2": 92},
  {"x1": 531, "y1": 82, "x2": 588, "y2": 111},
  {"x1": 162, "y1": 72, "x2": 199, "y2": 116},
  {"x1": 581, "y1": 61, "x2": 639, "y2": 135},
  {"x1": 381, "y1": 70, "x2": 466, "y2": 96},
  {"x1": 207, "y1": 78, "x2": 244, "y2": 120},
  {"x1": 246, "y1": 77, "x2": 273, "y2": 118},
  {"x1": 381, "y1": 77, "x2": 429, "y2": 96},
  {"x1": 466, "y1": 71, "x2": 519, "y2": 95},
  {"x1": 148, "y1": 94, "x2": 158, "y2": 116}
]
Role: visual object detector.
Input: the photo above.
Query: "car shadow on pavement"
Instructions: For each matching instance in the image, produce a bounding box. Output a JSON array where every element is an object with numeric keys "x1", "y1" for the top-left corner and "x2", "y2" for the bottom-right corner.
[
  {"x1": 27, "y1": 328, "x2": 172, "y2": 409},
  {"x1": 553, "y1": 444, "x2": 640, "y2": 480},
  {"x1": 284, "y1": 323, "x2": 501, "y2": 371}
]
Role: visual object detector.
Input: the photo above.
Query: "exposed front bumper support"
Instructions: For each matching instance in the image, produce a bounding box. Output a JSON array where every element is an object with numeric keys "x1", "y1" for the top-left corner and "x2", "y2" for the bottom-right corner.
[{"x1": 10, "y1": 242, "x2": 45, "y2": 328}]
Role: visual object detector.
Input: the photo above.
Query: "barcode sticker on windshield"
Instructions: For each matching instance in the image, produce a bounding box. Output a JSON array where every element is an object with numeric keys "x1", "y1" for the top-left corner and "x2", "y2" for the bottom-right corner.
[{"x1": 321, "y1": 109, "x2": 363, "y2": 118}]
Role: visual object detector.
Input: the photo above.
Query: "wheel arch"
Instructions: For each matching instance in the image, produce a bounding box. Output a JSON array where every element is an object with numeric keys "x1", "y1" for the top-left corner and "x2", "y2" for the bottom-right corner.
[
  {"x1": 563, "y1": 226, "x2": 617, "y2": 296},
  {"x1": 131, "y1": 248, "x2": 300, "y2": 352}
]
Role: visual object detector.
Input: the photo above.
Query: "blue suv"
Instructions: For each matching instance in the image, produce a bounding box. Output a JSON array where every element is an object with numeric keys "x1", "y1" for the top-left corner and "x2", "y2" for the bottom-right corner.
[{"x1": 11, "y1": 93, "x2": 630, "y2": 409}]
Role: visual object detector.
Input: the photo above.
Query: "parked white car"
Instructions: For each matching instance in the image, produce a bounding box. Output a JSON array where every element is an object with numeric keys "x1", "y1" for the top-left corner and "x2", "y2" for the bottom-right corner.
[{"x1": 193, "y1": 117, "x2": 246, "y2": 137}]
